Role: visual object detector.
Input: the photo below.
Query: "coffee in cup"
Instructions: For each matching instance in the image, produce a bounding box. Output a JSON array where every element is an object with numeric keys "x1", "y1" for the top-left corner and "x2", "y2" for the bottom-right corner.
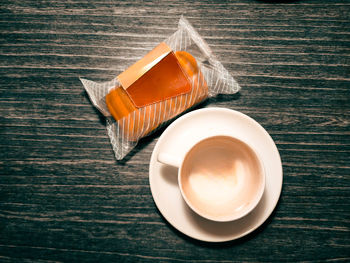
[{"x1": 158, "y1": 135, "x2": 265, "y2": 222}]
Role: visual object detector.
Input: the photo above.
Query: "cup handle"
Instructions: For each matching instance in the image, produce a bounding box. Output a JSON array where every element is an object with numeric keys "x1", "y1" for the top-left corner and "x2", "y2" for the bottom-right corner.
[{"x1": 157, "y1": 153, "x2": 181, "y2": 168}]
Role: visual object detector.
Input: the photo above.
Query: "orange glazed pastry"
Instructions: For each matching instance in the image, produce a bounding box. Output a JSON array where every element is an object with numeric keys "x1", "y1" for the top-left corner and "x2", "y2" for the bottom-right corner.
[
  {"x1": 105, "y1": 43, "x2": 208, "y2": 141},
  {"x1": 81, "y1": 17, "x2": 241, "y2": 160}
]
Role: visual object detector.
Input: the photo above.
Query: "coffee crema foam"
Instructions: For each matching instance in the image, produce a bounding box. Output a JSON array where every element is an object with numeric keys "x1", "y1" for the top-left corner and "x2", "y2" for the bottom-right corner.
[{"x1": 180, "y1": 136, "x2": 263, "y2": 221}]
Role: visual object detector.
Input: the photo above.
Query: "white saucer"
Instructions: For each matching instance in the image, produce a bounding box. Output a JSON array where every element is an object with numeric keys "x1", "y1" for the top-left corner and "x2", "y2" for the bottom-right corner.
[{"x1": 149, "y1": 107, "x2": 283, "y2": 242}]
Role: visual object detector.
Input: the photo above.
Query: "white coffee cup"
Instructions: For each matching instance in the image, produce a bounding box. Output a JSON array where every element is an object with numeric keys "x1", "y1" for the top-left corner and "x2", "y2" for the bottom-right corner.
[{"x1": 157, "y1": 135, "x2": 265, "y2": 222}]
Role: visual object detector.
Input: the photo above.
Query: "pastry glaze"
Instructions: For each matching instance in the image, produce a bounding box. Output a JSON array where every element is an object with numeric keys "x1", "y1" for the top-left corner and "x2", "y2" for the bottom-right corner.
[{"x1": 106, "y1": 43, "x2": 208, "y2": 140}]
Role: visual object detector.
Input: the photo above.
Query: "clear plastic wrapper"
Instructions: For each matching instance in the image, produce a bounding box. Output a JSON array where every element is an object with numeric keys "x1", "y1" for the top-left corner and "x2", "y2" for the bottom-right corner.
[{"x1": 81, "y1": 16, "x2": 241, "y2": 160}]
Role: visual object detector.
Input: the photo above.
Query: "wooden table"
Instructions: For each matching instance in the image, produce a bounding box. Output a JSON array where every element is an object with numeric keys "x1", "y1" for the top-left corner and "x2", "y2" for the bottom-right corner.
[{"x1": 1, "y1": 1, "x2": 349, "y2": 262}]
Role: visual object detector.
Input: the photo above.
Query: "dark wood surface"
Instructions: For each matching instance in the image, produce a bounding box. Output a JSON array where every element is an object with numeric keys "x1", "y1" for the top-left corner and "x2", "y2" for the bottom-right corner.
[{"x1": 1, "y1": 0, "x2": 349, "y2": 262}]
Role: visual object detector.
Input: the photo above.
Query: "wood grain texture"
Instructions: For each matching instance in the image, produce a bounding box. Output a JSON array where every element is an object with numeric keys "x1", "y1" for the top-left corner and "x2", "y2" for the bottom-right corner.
[{"x1": 1, "y1": 0, "x2": 349, "y2": 262}]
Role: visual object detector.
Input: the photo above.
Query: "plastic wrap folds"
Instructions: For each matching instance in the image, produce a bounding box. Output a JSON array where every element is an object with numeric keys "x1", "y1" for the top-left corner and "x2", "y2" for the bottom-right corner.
[{"x1": 81, "y1": 16, "x2": 241, "y2": 160}]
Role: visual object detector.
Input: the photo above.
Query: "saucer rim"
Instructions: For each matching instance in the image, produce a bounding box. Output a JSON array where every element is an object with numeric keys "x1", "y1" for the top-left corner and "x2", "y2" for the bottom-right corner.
[{"x1": 149, "y1": 107, "x2": 283, "y2": 242}]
